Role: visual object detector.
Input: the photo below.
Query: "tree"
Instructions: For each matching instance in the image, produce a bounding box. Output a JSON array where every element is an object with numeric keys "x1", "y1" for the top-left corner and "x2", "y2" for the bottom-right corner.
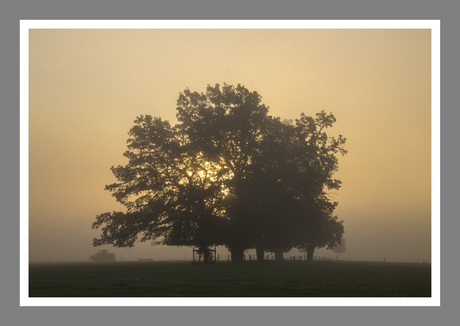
[
  {"x1": 332, "y1": 237, "x2": 347, "y2": 260},
  {"x1": 92, "y1": 115, "x2": 228, "y2": 259},
  {"x1": 281, "y1": 111, "x2": 347, "y2": 262},
  {"x1": 92, "y1": 83, "x2": 347, "y2": 263},
  {"x1": 249, "y1": 112, "x2": 347, "y2": 261}
]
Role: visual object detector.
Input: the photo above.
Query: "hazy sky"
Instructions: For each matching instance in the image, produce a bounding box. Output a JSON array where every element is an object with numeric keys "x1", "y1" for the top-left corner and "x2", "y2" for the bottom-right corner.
[{"x1": 28, "y1": 28, "x2": 431, "y2": 262}]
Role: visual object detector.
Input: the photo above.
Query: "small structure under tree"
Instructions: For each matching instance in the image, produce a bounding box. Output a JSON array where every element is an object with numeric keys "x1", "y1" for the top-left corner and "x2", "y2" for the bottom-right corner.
[{"x1": 192, "y1": 247, "x2": 217, "y2": 264}]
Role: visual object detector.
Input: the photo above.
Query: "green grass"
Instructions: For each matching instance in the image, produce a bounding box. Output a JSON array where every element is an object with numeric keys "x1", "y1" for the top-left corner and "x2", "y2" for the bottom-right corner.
[{"x1": 29, "y1": 260, "x2": 431, "y2": 297}]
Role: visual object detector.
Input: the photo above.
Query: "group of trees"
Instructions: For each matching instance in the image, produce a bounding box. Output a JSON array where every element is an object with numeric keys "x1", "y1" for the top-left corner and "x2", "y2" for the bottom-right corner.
[{"x1": 92, "y1": 83, "x2": 347, "y2": 262}]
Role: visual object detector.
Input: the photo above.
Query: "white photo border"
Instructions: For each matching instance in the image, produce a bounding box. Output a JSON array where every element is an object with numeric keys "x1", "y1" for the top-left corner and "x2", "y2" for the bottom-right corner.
[{"x1": 20, "y1": 19, "x2": 441, "y2": 307}]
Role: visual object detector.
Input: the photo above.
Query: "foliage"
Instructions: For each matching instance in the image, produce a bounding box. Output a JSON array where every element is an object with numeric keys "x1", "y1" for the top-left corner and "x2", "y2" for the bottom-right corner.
[
  {"x1": 332, "y1": 238, "x2": 347, "y2": 255},
  {"x1": 92, "y1": 115, "x2": 228, "y2": 251}
]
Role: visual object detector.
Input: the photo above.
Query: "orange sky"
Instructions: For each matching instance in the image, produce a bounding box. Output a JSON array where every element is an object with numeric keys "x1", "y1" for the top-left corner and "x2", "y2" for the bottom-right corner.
[{"x1": 28, "y1": 28, "x2": 431, "y2": 262}]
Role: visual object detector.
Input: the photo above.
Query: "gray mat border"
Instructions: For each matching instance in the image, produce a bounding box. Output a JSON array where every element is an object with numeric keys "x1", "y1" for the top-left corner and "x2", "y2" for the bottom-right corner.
[{"x1": 1, "y1": 1, "x2": 456, "y2": 326}]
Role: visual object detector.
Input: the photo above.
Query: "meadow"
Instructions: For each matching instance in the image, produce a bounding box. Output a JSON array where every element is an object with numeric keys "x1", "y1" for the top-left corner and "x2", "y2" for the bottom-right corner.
[{"x1": 29, "y1": 260, "x2": 431, "y2": 297}]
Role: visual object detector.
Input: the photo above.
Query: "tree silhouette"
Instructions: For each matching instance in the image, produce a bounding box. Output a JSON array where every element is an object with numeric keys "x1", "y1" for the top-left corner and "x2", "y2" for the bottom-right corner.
[
  {"x1": 247, "y1": 112, "x2": 347, "y2": 260},
  {"x1": 92, "y1": 83, "x2": 347, "y2": 262},
  {"x1": 92, "y1": 116, "x2": 228, "y2": 258},
  {"x1": 332, "y1": 237, "x2": 347, "y2": 260}
]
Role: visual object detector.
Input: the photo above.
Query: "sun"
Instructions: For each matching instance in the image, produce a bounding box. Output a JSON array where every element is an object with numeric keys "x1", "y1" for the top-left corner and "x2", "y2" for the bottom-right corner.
[{"x1": 197, "y1": 160, "x2": 233, "y2": 197}]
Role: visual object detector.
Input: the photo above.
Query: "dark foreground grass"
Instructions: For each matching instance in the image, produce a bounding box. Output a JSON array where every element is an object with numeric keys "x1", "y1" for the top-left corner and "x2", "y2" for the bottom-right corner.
[{"x1": 29, "y1": 260, "x2": 431, "y2": 297}]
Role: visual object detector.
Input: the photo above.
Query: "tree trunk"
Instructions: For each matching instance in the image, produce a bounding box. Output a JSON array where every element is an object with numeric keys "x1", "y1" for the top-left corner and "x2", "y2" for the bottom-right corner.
[
  {"x1": 256, "y1": 246, "x2": 265, "y2": 261},
  {"x1": 203, "y1": 249, "x2": 211, "y2": 264},
  {"x1": 274, "y1": 249, "x2": 284, "y2": 261},
  {"x1": 229, "y1": 246, "x2": 244, "y2": 263},
  {"x1": 306, "y1": 245, "x2": 315, "y2": 262},
  {"x1": 198, "y1": 246, "x2": 212, "y2": 264}
]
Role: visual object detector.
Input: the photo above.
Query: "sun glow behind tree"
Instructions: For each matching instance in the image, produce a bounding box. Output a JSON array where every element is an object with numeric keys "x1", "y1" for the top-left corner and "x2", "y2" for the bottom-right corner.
[{"x1": 196, "y1": 160, "x2": 233, "y2": 197}]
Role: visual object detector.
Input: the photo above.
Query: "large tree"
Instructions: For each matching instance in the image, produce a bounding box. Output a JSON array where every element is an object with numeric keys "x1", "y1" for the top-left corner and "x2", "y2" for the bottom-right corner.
[
  {"x1": 92, "y1": 83, "x2": 347, "y2": 262},
  {"x1": 245, "y1": 112, "x2": 347, "y2": 261},
  {"x1": 175, "y1": 84, "x2": 271, "y2": 261},
  {"x1": 289, "y1": 111, "x2": 347, "y2": 261},
  {"x1": 92, "y1": 115, "x2": 228, "y2": 261}
]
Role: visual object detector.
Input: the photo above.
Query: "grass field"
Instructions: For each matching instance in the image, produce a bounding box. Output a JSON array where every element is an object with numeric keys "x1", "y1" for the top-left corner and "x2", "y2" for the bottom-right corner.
[{"x1": 29, "y1": 260, "x2": 431, "y2": 297}]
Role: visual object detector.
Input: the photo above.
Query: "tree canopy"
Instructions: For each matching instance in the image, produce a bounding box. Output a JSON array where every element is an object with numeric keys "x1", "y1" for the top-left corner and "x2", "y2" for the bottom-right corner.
[{"x1": 92, "y1": 83, "x2": 347, "y2": 262}]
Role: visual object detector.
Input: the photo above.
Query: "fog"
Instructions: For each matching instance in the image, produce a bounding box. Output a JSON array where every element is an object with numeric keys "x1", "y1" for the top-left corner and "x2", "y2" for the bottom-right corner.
[{"x1": 28, "y1": 28, "x2": 431, "y2": 263}]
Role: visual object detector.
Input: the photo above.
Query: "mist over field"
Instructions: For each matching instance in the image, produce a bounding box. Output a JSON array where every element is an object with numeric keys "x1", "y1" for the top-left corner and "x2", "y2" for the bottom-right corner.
[{"x1": 28, "y1": 28, "x2": 431, "y2": 264}]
